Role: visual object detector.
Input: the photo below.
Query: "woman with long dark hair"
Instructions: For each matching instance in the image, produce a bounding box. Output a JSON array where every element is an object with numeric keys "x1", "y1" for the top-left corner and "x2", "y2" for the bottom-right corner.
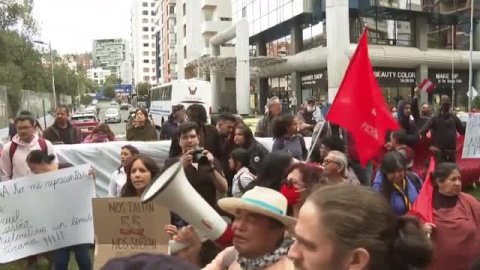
[
  {"x1": 126, "y1": 108, "x2": 158, "y2": 141},
  {"x1": 372, "y1": 151, "x2": 423, "y2": 216},
  {"x1": 108, "y1": 145, "x2": 140, "y2": 197},
  {"x1": 271, "y1": 114, "x2": 307, "y2": 161},
  {"x1": 233, "y1": 124, "x2": 268, "y2": 174},
  {"x1": 244, "y1": 150, "x2": 294, "y2": 192},
  {"x1": 83, "y1": 123, "x2": 116, "y2": 143},
  {"x1": 121, "y1": 155, "x2": 161, "y2": 197},
  {"x1": 229, "y1": 148, "x2": 256, "y2": 198}
]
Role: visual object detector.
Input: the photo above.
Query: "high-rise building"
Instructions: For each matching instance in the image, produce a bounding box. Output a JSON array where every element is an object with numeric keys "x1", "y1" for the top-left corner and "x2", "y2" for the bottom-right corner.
[
  {"x1": 232, "y1": 0, "x2": 480, "y2": 113},
  {"x1": 153, "y1": 0, "x2": 178, "y2": 84},
  {"x1": 132, "y1": 0, "x2": 158, "y2": 85},
  {"x1": 175, "y1": 0, "x2": 235, "y2": 79},
  {"x1": 92, "y1": 38, "x2": 127, "y2": 79},
  {"x1": 86, "y1": 68, "x2": 112, "y2": 86}
]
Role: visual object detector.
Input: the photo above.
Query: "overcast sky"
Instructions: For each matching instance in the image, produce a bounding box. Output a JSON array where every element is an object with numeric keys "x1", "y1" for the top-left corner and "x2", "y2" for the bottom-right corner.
[{"x1": 33, "y1": 0, "x2": 132, "y2": 54}]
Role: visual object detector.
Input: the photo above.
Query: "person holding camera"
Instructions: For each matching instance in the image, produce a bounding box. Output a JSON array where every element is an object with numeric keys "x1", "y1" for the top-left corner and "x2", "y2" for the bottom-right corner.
[{"x1": 163, "y1": 122, "x2": 228, "y2": 211}]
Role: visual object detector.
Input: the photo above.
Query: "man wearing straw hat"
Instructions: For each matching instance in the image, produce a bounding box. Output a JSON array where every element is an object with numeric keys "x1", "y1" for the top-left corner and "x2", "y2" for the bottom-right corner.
[{"x1": 174, "y1": 186, "x2": 296, "y2": 269}]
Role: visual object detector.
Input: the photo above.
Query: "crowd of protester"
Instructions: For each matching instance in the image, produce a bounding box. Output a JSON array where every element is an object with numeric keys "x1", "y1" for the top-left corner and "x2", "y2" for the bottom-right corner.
[{"x1": 0, "y1": 93, "x2": 479, "y2": 270}]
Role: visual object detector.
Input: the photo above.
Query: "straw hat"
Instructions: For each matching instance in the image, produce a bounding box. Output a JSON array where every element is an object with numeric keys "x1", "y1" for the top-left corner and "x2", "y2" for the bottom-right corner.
[{"x1": 218, "y1": 186, "x2": 297, "y2": 228}]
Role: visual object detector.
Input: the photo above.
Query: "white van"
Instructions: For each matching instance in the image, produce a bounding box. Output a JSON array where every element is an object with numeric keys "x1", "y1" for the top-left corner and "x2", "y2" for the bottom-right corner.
[{"x1": 149, "y1": 79, "x2": 212, "y2": 128}]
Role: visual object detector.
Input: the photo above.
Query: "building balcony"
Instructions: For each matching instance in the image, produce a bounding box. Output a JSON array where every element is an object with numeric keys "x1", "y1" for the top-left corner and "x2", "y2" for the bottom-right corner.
[
  {"x1": 201, "y1": 0, "x2": 216, "y2": 9},
  {"x1": 201, "y1": 21, "x2": 231, "y2": 35},
  {"x1": 168, "y1": 0, "x2": 176, "y2": 5}
]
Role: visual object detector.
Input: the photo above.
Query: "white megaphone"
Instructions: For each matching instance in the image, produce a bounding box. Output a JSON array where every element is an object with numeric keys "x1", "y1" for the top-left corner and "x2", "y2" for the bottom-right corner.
[{"x1": 141, "y1": 161, "x2": 233, "y2": 253}]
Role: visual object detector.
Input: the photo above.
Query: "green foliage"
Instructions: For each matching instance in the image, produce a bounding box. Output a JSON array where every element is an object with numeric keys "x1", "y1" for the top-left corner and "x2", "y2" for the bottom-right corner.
[
  {"x1": 105, "y1": 74, "x2": 122, "y2": 85},
  {"x1": 80, "y1": 95, "x2": 93, "y2": 106},
  {"x1": 136, "y1": 82, "x2": 150, "y2": 96},
  {"x1": 103, "y1": 84, "x2": 116, "y2": 99}
]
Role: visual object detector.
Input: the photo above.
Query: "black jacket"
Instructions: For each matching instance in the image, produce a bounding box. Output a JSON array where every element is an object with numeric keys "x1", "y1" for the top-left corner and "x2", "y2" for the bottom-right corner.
[
  {"x1": 42, "y1": 121, "x2": 83, "y2": 145},
  {"x1": 159, "y1": 120, "x2": 179, "y2": 140},
  {"x1": 169, "y1": 123, "x2": 220, "y2": 158},
  {"x1": 420, "y1": 112, "x2": 465, "y2": 151}
]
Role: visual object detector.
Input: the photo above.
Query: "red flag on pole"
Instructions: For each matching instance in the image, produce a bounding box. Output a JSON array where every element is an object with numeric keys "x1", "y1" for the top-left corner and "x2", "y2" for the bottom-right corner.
[
  {"x1": 326, "y1": 29, "x2": 400, "y2": 166},
  {"x1": 408, "y1": 157, "x2": 436, "y2": 224},
  {"x1": 419, "y1": 78, "x2": 435, "y2": 93}
]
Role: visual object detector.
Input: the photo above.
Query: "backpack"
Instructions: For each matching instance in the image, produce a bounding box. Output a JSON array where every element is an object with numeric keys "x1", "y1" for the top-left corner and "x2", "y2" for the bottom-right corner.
[{"x1": 9, "y1": 138, "x2": 48, "y2": 178}]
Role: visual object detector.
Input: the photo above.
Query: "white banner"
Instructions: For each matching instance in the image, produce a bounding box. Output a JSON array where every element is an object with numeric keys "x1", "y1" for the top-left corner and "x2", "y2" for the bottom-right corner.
[
  {"x1": 0, "y1": 164, "x2": 95, "y2": 263},
  {"x1": 462, "y1": 113, "x2": 480, "y2": 159}
]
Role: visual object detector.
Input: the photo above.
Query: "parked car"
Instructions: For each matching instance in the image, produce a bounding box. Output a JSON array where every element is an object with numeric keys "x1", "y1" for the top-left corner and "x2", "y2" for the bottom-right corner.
[
  {"x1": 110, "y1": 100, "x2": 118, "y2": 106},
  {"x1": 104, "y1": 108, "x2": 121, "y2": 123},
  {"x1": 84, "y1": 106, "x2": 99, "y2": 116},
  {"x1": 71, "y1": 113, "x2": 99, "y2": 139},
  {"x1": 120, "y1": 103, "x2": 130, "y2": 110}
]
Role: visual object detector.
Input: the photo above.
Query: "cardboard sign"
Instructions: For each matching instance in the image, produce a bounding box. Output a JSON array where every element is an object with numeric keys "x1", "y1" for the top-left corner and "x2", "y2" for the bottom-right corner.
[
  {"x1": 462, "y1": 113, "x2": 480, "y2": 159},
  {"x1": 0, "y1": 164, "x2": 95, "y2": 263},
  {"x1": 92, "y1": 198, "x2": 170, "y2": 269}
]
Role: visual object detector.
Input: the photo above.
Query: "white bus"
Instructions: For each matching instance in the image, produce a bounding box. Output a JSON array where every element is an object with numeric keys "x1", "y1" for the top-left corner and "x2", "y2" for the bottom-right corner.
[{"x1": 149, "y1": 79, "x2": 212, "y2": 128}]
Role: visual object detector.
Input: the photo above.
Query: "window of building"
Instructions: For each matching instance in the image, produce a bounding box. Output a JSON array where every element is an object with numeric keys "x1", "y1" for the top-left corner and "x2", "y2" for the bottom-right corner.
[
  {"x1": 169, "y1": 4, "x2": 175, "y2": 14},
  {"x1": 183, "y1": 25, "x2": 186, "y2": 37},
  {"x1": 152, "y1": 51, "x2": 156, "y2": 56},
  {"x1": 351, "y1": 16, "x2": 415, "y2": 47},
  {"x1": 142, "y1": 2, "x2": 148, "y2": 7},
  {"x1": 152, "y1": 43, "x2": 155, "y2": 48},
  {"x1": 428, "y1": 22, "x2": 471, "y2": 50},
  {"x1": 143, "y1": 68, "x2": 149, "y2": 72},
  {"x1": 303, "y1": 21, "x2": 326, "y2": 51},
  {"x1": 220, "y1": 17, "x2": 232, "y2": 21},
  {"x1": 142, "y1": 18, "x2": 148, "y2": 23},
  {"x1": 151, "y1": 2, "x2": 155, "y2": 7},
  {"x1": 151, "y1": 11, "x2": 156, "y2": 16},
  {"x1": 184, "y1": 45, "x2": 187, "y2": 59},
  {"x1": 183, "y1": 3, "x2": 186, "y2": 15},
  {"x1": 144, "y1": 76, "x2": 150, "y2": 81},
  {"x1": 151, "y1": 27, "x2": 155, "y2": 32},
  {"x1": 143, "y1": 35, "x2": 149, "y2": 39},
  {"x1": 268, "y1": 75, "x2": 295, "y2": 112},
  {"x1": 143, "y1": 51, "x2": 149, "y2": 56},
  {"x1": 144, "y1": 59, "x2": 149, "y2": 63},
  {"x1": 143, "y1": 27, "x2": 148, "y2": 32},
  {"x1": 143, "y1": 43, "x2": 148, "y2": 47},
  {"x1": 266, "y1": 35, "x2": 291, "y2": 57},
  {"x1": 142, "y1": 10, "x2": 148, "y2": 15}
]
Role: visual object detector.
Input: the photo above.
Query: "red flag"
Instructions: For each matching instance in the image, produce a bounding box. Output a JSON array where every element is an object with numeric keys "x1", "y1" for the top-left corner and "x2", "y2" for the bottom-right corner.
[
  {"x1": 419, "y1": 78, "x2": 435, "y2": 93},
  {"x1": 408, "y1": 157, "x2": 436, "y2": 224},
  {"x1": 326, "y1": 29, "x2": 399, "y2": 166}
]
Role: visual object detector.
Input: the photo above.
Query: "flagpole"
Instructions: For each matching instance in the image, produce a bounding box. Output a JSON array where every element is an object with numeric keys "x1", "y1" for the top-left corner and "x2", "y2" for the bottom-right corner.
[
  {"x1": 451, "y1": 25, "x2": 455, "y2": 107},
  {"x1": 468, "y1": 0, "x2": 474, "y2": 112},
  {"x1": 306, "y1": 121, "x2": 326, "y2": 162}
]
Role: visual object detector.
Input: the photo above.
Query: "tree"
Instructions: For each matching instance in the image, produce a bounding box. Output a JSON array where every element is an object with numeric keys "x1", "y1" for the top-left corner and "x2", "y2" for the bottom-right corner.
[
  {"x1": 104, "y1": 84, "x2": 116, "y2": 99},
  {"x1": 137, "y1": 82, "x2": 150, "y2": 96},
  {"x1": 105, "y1": 75, "x2": 122, "y2": 85},
  {"x1": 80, "y1": 95, "x2": 93, "y2": 106}
]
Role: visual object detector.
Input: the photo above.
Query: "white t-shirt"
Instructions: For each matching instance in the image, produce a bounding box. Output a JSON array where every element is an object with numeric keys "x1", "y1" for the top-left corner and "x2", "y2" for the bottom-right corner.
[
  {"x1": 231, "y1": 167, "x2": 256, "y2": 198},
  {"x1": 108, "y1": 167, "x2": 126, "y2": 197}
]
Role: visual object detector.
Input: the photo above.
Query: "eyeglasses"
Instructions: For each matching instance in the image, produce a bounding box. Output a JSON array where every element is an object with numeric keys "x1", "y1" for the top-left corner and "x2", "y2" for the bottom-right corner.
[{"x1": 323, "y1": 159, "x2": 337, "y2": 166}]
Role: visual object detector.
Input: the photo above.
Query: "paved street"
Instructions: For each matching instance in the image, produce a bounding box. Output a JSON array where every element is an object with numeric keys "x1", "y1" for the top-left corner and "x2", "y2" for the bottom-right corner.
[{"x1": 96, "y1": 101, "x2": 130, "y2": 140}]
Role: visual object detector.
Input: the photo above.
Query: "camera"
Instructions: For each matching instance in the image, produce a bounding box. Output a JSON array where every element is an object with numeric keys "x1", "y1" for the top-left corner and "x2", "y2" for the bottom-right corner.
[{"x1": 191, "y1": 147, "x2": 209, "y2": 165}]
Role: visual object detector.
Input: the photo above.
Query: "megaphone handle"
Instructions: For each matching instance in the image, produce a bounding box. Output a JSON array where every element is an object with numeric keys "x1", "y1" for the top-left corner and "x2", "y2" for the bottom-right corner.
[{"x1": 169, "y1": 229, "x2": 208, "y2": 254}]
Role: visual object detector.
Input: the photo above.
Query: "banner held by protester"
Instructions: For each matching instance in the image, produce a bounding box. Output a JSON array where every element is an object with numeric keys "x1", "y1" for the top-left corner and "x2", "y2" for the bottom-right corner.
[
  {"x1": 92, "y1": 198, "x2": 170, "y2": 270},
  {"x1": 0, "y1": 164, "x2": 95, "y2": 263},
  {"x1": 462, "y1": 113, "x2": 480, "y2": 159}
]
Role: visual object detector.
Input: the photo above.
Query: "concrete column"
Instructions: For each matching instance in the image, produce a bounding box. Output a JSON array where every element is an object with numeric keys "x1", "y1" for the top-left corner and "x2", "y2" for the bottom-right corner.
[
  {"x1": 259, "y1": 78, "x2": 269, "y2": 114},
  {"x1": 291, "y1": 72, "x2": 302, "y2": 110},
  {"x1": 474, "y1": 21, "x2": 480, "y2": 51},
  {"x1": 290, "y1": 17, "x2": 303, "y2": 55},
  {"x1": 326, "y1": 0, "x2": 350, "y2": 103},
  {"x1": 415, "y1": 15, "x2": 428, "y2": 51},
  {"x1": 210, "y1": 67, "x2": 221, "y2": 113},
  {"x1": 257, "y1": 35, "x2": 267, "y2": 56},
  {"x1": 474, "y1": 71, "x2": 480, "y2": 101},
  {"x1": 416, "y1": 65, "x2": 429, "y2": 103}
]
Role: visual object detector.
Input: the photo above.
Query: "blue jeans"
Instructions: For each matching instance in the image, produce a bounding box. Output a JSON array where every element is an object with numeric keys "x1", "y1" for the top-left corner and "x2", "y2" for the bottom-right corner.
[{"x1": 54, "y1": 244, "x2": 92, "y2": 270}]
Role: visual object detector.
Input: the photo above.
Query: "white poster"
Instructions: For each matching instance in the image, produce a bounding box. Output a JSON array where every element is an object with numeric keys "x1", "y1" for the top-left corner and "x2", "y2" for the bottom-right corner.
[
  {"x1": 0, "y1": 164, "x2": 95, "y2": 263},
  {"x1": 462, "y1": 113, "x2": 480, "y2": 159}
]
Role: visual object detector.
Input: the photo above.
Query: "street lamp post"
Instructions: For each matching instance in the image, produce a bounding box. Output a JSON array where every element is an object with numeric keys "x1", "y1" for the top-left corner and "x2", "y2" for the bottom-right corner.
[
  {"x1": 34, "y1": 40, "x2": 57, "y2": 109},
  {"x1": 468, "y1": 0, "x2": 475, "y2": 112}
]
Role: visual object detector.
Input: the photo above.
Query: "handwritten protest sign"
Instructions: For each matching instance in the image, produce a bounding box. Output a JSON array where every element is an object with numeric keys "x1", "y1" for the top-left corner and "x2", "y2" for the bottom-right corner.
[
  {"x1": 0, "y1": 164, "x2": 95, "y2": 263},
  {"x1": 462, "y1": 113, "x2": 480, "y2": 158},
  {"x1": 92, "y1": 198, "x2": 170, "y2": 269}
]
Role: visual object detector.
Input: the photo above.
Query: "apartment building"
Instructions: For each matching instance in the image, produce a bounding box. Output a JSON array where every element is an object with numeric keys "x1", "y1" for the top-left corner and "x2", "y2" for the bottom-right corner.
[
  {"x1": 154, "y1": 0, "x2": 178, "y2": 84},
  {"x1": 92, "y1": 38, "x2": 127, "y2": 78},
  {"x1": 86, "y1": 68, "x2": 112, "y2": 86},
  {"x1": 132, "y1": 0, "x2": 158, "y2": 85}
]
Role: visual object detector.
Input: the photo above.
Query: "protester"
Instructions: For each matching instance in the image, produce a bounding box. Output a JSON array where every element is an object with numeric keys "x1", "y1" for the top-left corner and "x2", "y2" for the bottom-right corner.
[
  {"x1": 126, "y1": 108, "x2": 158, "y2": 141},
  {"x1": 83, "y1": 123, "x2": 116, "y2": 143},
  {"x1": 390, "y1": 129, "x2": 414, "y2": 169},
  {"x1": 411, "y1": 87, "x2": 431, "y2": 129},
  {"x1": 163, "y1": 122, "x2": 227, "y2": 209},
  {"x1": 423, "y1": 163, "x2": 480, "y2": 270},
  {"x1": 229, "y1": 148, "x2": 256, "y2": 198},
  {"x1": 8, "y1": 117, "x2": 15, "y2": 140},
  {"x1": 321, "y1": 150, "x2": 360, "y2": 185},
  {"x1": 101, "y1": 253, "x2": 200, "y2": 270},
  {"x1": 108, "y1": 145, "x2": 139, "y2": 197},
  {"x1": 26, "y1": 150, "x2": 95, "y2": 270},
  {"x1": 296, "y1": 98, "x2": 317, "y2": 136},
  {"x1": 396, "y1": 100, "x2": 420, "y2": 147},
  {"x1": 169, "y1": 104, "x2": 220, "y2": 158},
  {"x1": 244, "y1": 150, "x2": 294, "y2": 192},
  {"x1": 255, "y1": 96, "x2": 282, "y2": 137},
  {"x1": 0, "y1": 113, "x2": 56, "y2": 181},
  {"x1": 271, "y1": 114, "x2": 307, "y2": 161},
  {"x1": 43, "y1": 105, "x2": 82, "y2": 144},
  {"x1": 174, "y1": 187, "x2": 296, "y2": 269},
  {"x1": 372, "y1": 151, "x2": 423, "y2": 216},
  {"x1": 309, "y1": 135, "x2": 345, "y2": 164},
  {"x1": 159, "y1": 104, "x2": 186, "y2": 140},
  {"x1": 288, "y1": 185, "x2": 432, "y2": 270},
  {"x1": 233, "y1": 124, "x2": 269, "y2": 174},
  {"x1": 420, "y1": 95, "x2": 466, "y2": 163},
  {"x1": 121, "y1": 155, "x2": 161, "y2": 197},
  {"x1": 391, "y1": 105, "x2": 398, "y2": 118},
  {"x1": 215, "y1": 112, "x2": 238, "y2": 191},
  {"x1": 281, "y1": 163, "x2": 322, "y2": 218}
]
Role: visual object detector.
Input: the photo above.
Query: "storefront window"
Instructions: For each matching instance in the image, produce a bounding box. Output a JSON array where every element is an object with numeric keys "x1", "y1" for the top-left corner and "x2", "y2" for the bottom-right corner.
[
  {"x1": 266, "y1": 35, "x2": 291, "y2": 57},
  {"x1": 268, "y1": 75, "x2": 295, "y2": 112},
  {"x1": 300, "y1": 70, "x2": 328, "y2": 103},
  {"x1": 351, "y1": 16, "x2": 415, "y2": 47}
]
